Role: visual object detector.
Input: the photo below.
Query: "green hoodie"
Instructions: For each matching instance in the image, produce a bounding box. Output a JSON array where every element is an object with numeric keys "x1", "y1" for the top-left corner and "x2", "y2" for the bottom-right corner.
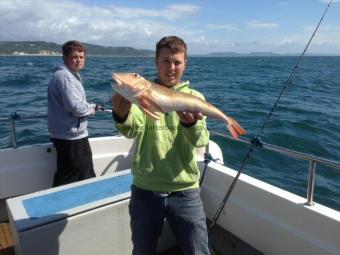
[{"x1": 115, "y1": 81, "x2": 210, "y2": 192}]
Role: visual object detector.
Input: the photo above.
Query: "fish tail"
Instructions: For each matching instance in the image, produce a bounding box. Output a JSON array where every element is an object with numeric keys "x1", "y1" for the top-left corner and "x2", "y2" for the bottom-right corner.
[{"x1": 225, "y1": 117, "x2": 246, "y2": 139}]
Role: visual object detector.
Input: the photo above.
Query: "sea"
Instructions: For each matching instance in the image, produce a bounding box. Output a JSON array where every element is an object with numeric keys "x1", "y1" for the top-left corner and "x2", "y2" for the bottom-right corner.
[{"x1": 0, "y1": 56, "x2": 339, "y2": 211}]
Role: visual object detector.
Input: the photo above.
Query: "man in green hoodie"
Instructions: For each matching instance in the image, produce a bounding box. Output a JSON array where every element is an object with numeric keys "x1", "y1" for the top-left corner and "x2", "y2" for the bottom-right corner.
[{"x1": 112, "y1": 36, "x2": 210, "y2": 255}]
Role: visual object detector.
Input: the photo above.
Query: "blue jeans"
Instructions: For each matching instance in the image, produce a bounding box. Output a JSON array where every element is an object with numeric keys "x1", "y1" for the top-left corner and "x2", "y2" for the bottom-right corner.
[{"x1": 129, "y1": 185, "x2": 210, "y2": 255}]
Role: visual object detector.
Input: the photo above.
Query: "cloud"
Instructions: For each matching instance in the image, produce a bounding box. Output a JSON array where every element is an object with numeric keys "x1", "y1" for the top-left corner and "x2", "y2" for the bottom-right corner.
[
  {"x1": 164, "y1": 4, "x2": 200, "y2": 20},
  {"x1": 0, "y1": 0, "x2": 199, "y2": 49},
  {"x1": 246, "y1": 20, "x2": 279, "y2": 29},
  {"x1": 302, "y1": 24, "x2": 340, "y2": 50},
  {"x1": 205, "y1": 24, "x2": 238, "y2": 31},
  {"x1": 0, "y1": 0, "x2": 338, "y2": 54},
  {"x1": 107, "y1": 3, "x2": 200, "y2": 20}
]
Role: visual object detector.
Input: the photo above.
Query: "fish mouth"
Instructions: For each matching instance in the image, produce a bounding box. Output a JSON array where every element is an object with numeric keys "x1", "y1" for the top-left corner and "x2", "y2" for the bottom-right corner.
[{"x1": 112, "y1": 73, "x2": 122, "y2": 85}]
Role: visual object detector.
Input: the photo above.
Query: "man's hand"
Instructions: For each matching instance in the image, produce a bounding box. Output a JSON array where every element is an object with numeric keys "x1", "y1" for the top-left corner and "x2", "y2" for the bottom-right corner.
[
  {"x1": 177, "y1": 111, "x2": 204, "y2": 127},
  {"x1": 95, "y1": 104, "x2": 101, "y2": 112},
  {"x1": 90, "y1": 103, "x2": 100, "y2": 115},
  {"x1": 112, "y1": 93, "x2": 131, "y2": 120}
]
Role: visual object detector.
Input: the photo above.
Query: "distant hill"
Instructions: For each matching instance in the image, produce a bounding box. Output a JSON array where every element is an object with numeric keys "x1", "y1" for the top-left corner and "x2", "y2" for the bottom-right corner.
[
  {"x1": 1, "y1": 41, "x2": 338, "y2": 57},
  {"x1": 201, "y1": 51, "x2": 339, "y2": 57},
  {"x1": 206, "y1": 52, "x2": 243, "y2": 57},
  {"x1": 0, "y1": 41, "x2": 155, "y2": 57},
  {"x1": 205, "y1": 51, "x2": 281, "y2": 57}
]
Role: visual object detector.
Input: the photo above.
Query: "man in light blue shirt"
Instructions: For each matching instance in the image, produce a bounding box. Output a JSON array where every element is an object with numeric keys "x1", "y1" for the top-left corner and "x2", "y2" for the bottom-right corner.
[{"x1": 47, "y1": 40, "x2": 98, "y2": 186}]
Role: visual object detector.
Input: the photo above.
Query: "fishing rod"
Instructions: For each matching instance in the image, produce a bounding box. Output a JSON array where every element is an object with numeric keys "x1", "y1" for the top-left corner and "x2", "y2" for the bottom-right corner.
[
  {"x1": 99, "y1": 107, "x2": 112, "y2": 113},
  {"x1": 93, "y1": 98, "x2": 113, "y2": 113},
  {"x1": 208, "y1": 0, "x2": 333, "y2": 234}
]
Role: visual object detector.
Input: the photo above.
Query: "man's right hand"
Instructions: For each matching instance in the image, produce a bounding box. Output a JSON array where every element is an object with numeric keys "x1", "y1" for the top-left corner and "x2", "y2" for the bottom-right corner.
[{"x1": 112, "y1": 93, "x2": 131, "y2": 121}]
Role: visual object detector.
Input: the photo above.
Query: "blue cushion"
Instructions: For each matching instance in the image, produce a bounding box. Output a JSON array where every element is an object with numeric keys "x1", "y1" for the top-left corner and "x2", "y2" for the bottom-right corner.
[{"x1": 23, "y1": 173, "x2": 132, "y2": 219}]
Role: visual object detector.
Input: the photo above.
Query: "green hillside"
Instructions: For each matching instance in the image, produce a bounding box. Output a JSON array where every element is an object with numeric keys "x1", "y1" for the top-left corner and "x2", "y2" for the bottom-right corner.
[{"x1": 0, "y1": 41, "x2": 154, "y2": 56}]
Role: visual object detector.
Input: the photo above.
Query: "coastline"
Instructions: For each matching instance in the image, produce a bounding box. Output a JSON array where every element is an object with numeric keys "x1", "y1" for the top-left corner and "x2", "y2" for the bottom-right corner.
[{"x1": 1, "y1": 54, "x2": 340, "y2": 57}]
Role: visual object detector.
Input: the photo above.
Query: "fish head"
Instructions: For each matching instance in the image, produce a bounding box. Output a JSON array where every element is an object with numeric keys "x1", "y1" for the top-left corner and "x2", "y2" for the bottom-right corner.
[{"x1": 112, "y1": 73, "x2": 149, "y2": 98}]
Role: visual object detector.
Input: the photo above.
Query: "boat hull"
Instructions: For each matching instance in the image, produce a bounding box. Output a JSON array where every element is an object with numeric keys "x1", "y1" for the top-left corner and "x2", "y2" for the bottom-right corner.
[
  {"x1": 200, "y1": 161, "x2": 340, "y2": 255},
  {"x1": 2, "y1": 136, "x2": 340, "y2": 255}
]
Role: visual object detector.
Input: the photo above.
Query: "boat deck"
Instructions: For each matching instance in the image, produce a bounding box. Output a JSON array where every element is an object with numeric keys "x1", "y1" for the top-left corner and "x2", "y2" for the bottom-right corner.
[{"x1": 0, "y1": 222, "x2": 14, "y2": 255}]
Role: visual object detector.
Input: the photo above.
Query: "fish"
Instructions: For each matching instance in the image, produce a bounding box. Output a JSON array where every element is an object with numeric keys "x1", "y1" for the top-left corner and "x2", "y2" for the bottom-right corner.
[{"x1": 112, "y1": 72, "x2": 246, "y2": 139}]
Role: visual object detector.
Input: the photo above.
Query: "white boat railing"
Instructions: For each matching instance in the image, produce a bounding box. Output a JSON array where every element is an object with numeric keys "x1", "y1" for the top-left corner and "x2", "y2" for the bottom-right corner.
[
  {"x1": 210, "y1": 130, "x2": 340, "y2": 207},
  {"x1": 0, "y1": 113, "x2": 340, "y2": 207}
]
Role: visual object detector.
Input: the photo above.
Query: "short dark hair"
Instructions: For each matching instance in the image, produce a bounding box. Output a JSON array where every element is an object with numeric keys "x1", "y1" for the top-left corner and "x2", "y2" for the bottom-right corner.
[
  {"x1": 62, "y1": 40, "x2": 86, "y2": 57},
  {"x1": 156, "y1": 36, "x2": 187, "y2": 59}
]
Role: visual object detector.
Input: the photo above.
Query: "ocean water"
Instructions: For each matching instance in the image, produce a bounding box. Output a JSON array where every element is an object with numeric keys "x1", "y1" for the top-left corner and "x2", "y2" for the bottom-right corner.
[{"x1": 0, "y1": 56, "x2": 339, "y2": 211}]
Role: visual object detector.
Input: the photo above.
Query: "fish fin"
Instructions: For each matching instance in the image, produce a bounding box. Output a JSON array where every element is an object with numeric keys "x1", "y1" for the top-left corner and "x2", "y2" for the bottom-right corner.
[
  {"x1": 225, "y1": 117, "x2": 246, "y2": 140},
  {"x1": 140, "y1": 94, "x2": 164, "y2": 113},
  {"x1": 141, "y1": 107, "x2": 161, "y2": 120},
  {"x1": 138, "y1": 94, "x2": 164, "y2": 120}
]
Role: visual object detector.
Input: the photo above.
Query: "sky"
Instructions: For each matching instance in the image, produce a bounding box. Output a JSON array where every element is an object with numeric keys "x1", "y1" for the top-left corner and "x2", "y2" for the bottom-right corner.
[{"x1": 0, "y1": 0, "x2": 339, "y2": 55}]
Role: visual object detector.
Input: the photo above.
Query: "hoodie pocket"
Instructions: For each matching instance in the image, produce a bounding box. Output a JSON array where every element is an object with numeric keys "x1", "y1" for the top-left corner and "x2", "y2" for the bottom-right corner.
[{"x1": 69, "y1": 117, "x2": 87, "y2": 134}]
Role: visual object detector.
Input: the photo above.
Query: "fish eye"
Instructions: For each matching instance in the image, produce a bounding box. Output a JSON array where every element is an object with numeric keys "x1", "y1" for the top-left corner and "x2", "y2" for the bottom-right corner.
[{"x1": 134, "y1": 73, "x2": 140, "y2": 78}]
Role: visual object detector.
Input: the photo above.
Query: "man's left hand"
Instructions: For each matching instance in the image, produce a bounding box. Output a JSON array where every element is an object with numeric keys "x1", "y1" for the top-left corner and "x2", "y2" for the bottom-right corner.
[{"x1": 177, "y1": 111, "x2": 204, "y2": 127}]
